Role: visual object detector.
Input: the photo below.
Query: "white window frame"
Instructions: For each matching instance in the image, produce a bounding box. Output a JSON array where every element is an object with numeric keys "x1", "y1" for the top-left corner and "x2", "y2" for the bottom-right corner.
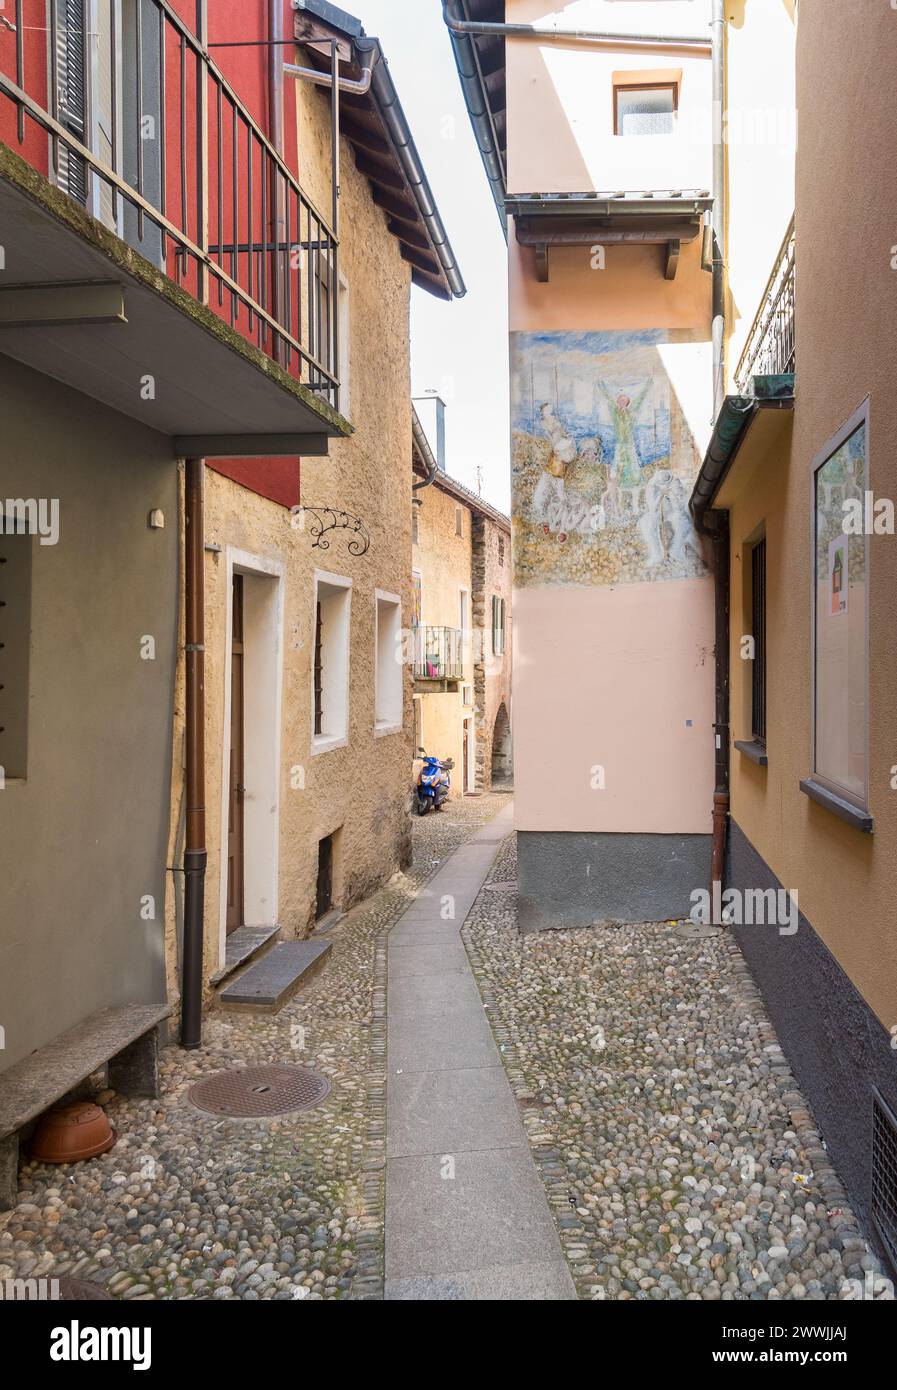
[
  {"x1": 312, "y1": 569, "x2": 352, "y2": 756},
  {"x1": 374, "y1": 588, "x2": 403, "y2": 737}
]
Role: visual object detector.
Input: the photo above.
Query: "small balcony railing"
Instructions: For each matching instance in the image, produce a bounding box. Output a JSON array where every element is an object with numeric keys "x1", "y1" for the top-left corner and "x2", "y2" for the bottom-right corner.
[
  {"x1": 0, "y1": 0, "x2": 340, "y2": 411},
  {"x1": 735, "y1": 215, "x2": 795, "y2": 392},
  {"x1": 413, "y1": 625, "x2": 463, "y2": 682}
]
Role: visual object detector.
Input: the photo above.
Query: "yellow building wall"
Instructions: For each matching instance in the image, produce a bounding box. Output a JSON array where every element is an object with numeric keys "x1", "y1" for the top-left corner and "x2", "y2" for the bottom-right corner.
[
  {"x1": 412, "y1": 481, "x2": 474, "y2": 796},
  {"x1": 718, "y1": 0, "x2": 897, "y2": 1030}
]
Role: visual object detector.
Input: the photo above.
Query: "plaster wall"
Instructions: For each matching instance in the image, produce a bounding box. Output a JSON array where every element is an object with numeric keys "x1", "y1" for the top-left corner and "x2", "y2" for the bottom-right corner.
[
  {"x1": 0, "y1": 357, "x2": 177, "y2": 1069},
  {"x1": 715, "y1": 0, "x2": 897, "y2": 1031},
  {"x1": 506, "y1": 0, "x2": 712, "y2": 195}
]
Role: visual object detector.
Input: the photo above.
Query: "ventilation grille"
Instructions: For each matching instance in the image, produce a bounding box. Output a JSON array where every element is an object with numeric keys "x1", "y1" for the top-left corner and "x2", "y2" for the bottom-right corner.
[{"x1": 871, "y1": 1091, "x2": 897, "y2": 1273}]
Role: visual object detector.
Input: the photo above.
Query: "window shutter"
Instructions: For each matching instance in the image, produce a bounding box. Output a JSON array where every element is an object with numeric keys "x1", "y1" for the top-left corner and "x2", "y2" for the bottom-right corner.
[{"x1": 56, "y1": 0, "x2": 88, "y2": 204}]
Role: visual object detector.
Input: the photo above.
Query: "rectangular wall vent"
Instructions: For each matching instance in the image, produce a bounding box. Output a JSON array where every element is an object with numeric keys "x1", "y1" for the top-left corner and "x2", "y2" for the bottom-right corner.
[{"x1": 872, "y1": 1090, "x2": 897, "y2": 1274}]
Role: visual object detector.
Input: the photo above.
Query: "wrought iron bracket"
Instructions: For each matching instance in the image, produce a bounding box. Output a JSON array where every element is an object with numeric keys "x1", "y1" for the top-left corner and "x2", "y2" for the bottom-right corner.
[{"x1": 290, "y1": 505, "x2": 370, "y2": 556}]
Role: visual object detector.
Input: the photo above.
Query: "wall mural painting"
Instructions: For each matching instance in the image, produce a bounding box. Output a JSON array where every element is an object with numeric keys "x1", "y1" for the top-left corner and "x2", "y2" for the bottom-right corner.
[{"x1": 511, "y1": 329, "x2": 709, "y2": 587}]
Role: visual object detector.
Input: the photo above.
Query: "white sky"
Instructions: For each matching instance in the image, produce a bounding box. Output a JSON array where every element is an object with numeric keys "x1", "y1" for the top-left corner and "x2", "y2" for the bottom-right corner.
[{"x1": 353, "y1": 0, "x2": 511, "y2": 511}]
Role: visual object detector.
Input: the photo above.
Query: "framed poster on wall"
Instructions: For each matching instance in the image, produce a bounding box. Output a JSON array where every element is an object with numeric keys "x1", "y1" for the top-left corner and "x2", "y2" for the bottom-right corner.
[{"x1": 810, "y1": 400, "x2": 870, "y2": 813}]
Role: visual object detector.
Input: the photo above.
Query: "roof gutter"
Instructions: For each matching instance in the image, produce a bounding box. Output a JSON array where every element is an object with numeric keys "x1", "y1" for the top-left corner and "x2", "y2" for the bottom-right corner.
[
  {"x1": 443, "y1": 1, "x2": 508, "y2": 237},
  {"x1": 442, "y1": 5, "x2": 712, "y2": 53},
  {"x1": 690, "y1": 384, "x2": 795, "y2": 532},
  {"x1": 290, "y1": 2, "x2": 466, "y2": 299},
  {"x1": 412, "y1": 406, "x2": 438, "y2": 491},
  {"x1": 362, "y1": 38, "x2": 466, "y2": 298}
]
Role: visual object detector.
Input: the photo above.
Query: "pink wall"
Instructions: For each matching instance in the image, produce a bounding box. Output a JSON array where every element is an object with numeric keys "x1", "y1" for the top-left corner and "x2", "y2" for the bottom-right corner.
[{"x1": 513, "y1": 580, "x2": 715, "y2": 832}]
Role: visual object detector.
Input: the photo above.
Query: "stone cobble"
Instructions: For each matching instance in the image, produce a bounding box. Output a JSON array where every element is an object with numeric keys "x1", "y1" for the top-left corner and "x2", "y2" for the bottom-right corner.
[
  {"x1": 0, "y1": 793, "x2": 510, "y2": 1302},
  {"x1": 464, "y1": 834, "x2": 890, "y2": 1302}
]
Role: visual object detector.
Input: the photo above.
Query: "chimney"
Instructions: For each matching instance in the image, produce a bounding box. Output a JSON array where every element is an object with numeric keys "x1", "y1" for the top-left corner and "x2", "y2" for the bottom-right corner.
[{"x1": 412, "y1": 391, "x2": 447, "y2": 471}]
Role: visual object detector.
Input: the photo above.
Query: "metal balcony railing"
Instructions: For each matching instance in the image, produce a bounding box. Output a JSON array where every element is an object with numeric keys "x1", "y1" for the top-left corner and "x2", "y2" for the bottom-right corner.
[
  {"x1": 735, "y1": 215, "x2": 795, "y2": 392},
  {"x1": 0, "y1": 0, "x2": 340, "y2": 410},
  {"x1": 413, "y1": 625, "x2": 463, "y2": 682}
]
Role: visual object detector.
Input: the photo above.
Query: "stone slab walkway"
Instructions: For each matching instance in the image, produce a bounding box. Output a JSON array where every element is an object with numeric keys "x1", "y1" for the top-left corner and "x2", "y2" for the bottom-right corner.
[{"x1": 384, "y1": 803, "x2": 577, "y2": 1301}]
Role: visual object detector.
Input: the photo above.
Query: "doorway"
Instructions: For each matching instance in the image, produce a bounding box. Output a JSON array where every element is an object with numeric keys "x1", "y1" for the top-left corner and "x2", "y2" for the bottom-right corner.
[
  {"x1": 316, "y1": 834, "x2": 334, "y2": 920},
  {"x1": 226, "y1": 575, "x2": 245, "y2": 934},
  {"x1": 218, "y1": 551, "x2": 285, "y2": 968},
  {"x1": 462, "y1": 717, "x2": 473, "y2": 794}
]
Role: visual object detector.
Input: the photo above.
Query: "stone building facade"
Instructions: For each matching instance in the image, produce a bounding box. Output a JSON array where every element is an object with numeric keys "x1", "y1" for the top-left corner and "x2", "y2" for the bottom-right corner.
[{"x1": 412, "y1": 416, "x2": 512, "y2": 799}]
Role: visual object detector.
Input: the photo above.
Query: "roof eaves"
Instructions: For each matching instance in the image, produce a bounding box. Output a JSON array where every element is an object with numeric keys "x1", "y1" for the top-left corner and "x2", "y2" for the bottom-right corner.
[
  {"x1": 690, "y1": 376, "x2": 795, "y2": 527},
  {"x1": 296, "y1": 0, "x2": 466, "y2": 299},
  {"x1": 443, "y1": 1, "x2": 508, "y2": 239}
]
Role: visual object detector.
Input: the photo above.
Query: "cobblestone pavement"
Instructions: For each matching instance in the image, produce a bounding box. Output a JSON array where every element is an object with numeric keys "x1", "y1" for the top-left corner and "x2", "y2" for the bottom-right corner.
[
  {"x1": 0, "y1": 792, "x2": 512, "y2": 1302},
  {"x1": 464, "y1": 834, "x2": 890, "y2": 1302}
]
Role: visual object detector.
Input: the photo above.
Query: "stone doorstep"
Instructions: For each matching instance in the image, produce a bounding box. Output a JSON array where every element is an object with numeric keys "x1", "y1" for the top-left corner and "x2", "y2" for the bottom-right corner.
[
  {"x1": 209, "y1": 923, "x2": 281, "y2": 985},
  {"x1": 216, "y1": 940, "x2": 333, "y2": 1013}
]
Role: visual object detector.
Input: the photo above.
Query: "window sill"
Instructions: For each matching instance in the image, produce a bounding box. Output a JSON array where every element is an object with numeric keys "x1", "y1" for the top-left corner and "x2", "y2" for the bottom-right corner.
[
  {"x1": 374, "y1": 721, "x2": 402, "y2": 739},
  {"x1": 311, "y1": 734, "x2": 348, "y2": 757},
  {"x1": 799, "y1": 778, "x2": 873, "y2": 833},
  {"x1": 734, "y1": 739, "x2": 768, "y2": 767}
]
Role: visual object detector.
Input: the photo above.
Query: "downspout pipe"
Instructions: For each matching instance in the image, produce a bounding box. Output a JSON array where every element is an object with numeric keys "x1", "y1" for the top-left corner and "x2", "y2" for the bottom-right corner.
[
  {"x1": 283, "y1": 43, "x2": 375, "y2": 95},
  {"x1": 180, "y1": 458, "x2": 207, "y2": 1050},
  {"x1": 711, "y1": 0, "x2": 726, "y2": 418},
  {"x1": 270, "y1": 0, "x2": 286, "y2": 361}
]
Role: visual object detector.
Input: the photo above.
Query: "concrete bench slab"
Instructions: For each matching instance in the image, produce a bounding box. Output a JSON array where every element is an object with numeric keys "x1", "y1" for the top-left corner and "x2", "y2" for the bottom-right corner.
[{"x1": 0, "y1": 1003, "x2": 170, "y2": 1210}]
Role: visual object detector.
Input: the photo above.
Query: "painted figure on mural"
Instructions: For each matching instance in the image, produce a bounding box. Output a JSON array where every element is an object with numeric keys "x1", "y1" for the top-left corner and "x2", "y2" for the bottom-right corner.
[
  {"x1": 596, "y1": 377, "x2": 654, "y2": 490},
  {"x1": 638, "y1": 469, "x2": 705, "y2": 570}
]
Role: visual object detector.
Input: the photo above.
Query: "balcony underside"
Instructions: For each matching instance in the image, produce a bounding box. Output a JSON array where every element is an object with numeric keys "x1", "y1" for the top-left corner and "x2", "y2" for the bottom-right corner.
[{"x1": 0, "y1": 145, "x2": 350, "y2": 455}]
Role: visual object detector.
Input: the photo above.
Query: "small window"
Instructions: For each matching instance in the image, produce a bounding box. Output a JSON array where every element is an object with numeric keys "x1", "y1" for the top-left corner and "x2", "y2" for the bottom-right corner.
[
  {"x1": 751, "y1": 539, "x2": 767, "y2": 744},
  {"x1": 492, "y1": 595, "x2": 506, "y2": 657},
  {"x1": 375, "y1": 591, "x2": 402, "y2": 734},
  {"x1": 462, "y1": 683, "x2": 473, "y2": 707},
  {"x1": 412, "y1": 506, "x2": 420, "y2": 546},
  {"x1": 312, "y1": 573, "x2": 351, "y2": 752},
  {"x1": 498, "y1": 533, "x2": 505, "y2": 567},
  {"x1": 615, "y1": 84, "x2": 677, "y2": 136},
  {"x1": 455, "y1": 507, "x2": 463, "y2": 538}
]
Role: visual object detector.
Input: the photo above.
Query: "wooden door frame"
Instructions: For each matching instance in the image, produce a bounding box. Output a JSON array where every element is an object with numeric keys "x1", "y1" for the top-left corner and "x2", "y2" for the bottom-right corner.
[
  {"x1": 226, "y1": 574, "x2": 246, "y2": 934},
  {"x1": 216, "y1": 548, "x2": 285, "y2": 970}
]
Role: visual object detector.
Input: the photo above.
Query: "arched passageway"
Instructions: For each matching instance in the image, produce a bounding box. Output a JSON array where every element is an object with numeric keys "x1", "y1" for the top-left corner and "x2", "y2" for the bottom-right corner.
[{"x1": 491, "y1": 702, "x2": 512, "y2": 787}]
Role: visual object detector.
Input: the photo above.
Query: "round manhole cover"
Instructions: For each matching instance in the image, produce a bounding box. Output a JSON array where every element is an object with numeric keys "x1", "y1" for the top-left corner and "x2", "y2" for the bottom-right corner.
[
  {"x1": 55, "y1": 1277, "x2": 114, "y2": 1301},
  {"x1": 187, "y1": 1064, "x2": 331, "y2": 1118}
]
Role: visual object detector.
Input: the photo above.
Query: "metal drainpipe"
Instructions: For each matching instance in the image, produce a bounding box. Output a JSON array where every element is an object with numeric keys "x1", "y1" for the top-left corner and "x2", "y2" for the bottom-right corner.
[
  {"x1": 283, "y1": 46, "x2": 375, "y2": 94},
  {"x1": 709, "y1": 515, "x2": 730, "y2": 906},
  {"x1": 180, "y1": 458, "x2": 207, "y2": 1050},
  {"x1": 269, "y1": 0, "x2": 286, "y2": 362},
  {"x1": 711, "y1": 0, "x2": 726, "y2": 418},
  {"x1": 708, "y1": 0, "x2": 729, "y2": 914}
]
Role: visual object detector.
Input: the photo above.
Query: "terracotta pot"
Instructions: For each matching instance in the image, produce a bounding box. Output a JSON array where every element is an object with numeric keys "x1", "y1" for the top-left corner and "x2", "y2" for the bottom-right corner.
[{"x1": 30, "y1": 1102, "x2": 116, "y2": 1164}]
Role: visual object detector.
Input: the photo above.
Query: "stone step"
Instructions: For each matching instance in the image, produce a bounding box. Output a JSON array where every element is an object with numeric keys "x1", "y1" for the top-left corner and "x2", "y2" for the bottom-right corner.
[
  {"x1": 216, "y1": 940, "x2": 332, "y2": 1013},
  {"x1": 210, "y1": 924, "x2": 281, "y2": 985}
]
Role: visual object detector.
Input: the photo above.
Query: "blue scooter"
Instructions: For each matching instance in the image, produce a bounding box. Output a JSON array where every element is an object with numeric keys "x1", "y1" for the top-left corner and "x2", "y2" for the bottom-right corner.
[{"x1": 415, "y1": 748, "x2": 454, "y2": 815}]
